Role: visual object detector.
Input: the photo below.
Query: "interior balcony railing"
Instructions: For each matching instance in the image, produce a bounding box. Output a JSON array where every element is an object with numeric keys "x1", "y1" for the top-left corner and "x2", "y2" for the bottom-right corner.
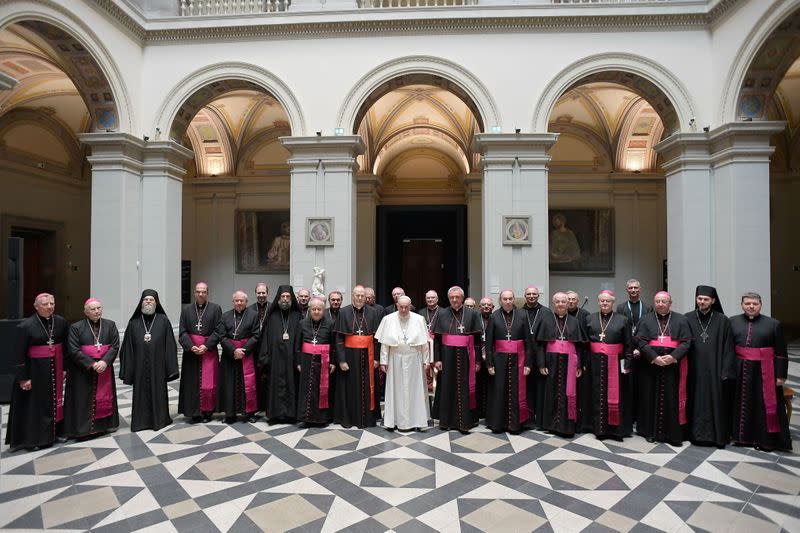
[{"x1": 179, "y1": 0, "x2": 291, "y2": 16}]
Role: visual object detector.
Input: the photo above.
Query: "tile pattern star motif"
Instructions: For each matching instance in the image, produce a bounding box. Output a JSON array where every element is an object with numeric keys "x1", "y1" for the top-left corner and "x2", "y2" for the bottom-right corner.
[{"x1": 1, "y1": 346, "x2": 799, "y2": 532}]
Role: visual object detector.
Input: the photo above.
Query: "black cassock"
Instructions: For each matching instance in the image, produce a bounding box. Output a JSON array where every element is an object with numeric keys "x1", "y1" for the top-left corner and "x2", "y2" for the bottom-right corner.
[
  {"x1": 535, "y1": 312, "x2": 588, "y2": 437},
  {"x1": 485, "y1": 309, "x2": 534, "y2": 433},
  {"x1": 584, "y1": 312, "x2": 633, "y2": 439},
  {"x1": 260, "y1": 306, "x2": 302, "y2": 421},
  {"x1": 569, "y1": 307, "x2": 594, "y2": 434},
  {"x1": 730, "y1": 314, "x2": 791, "y2": 451},
  {"x1": 120, "y1": 314, "x2": 179, "y2": 432},
  {"x1": 5, "y1": 314, "x2": 68, "y2": 451},
  {"x1": 333, "y1": 305, "x2": 381, "y2": 428},
  {"x1": 249, "y1": 301, "x2": 270, "y2": 410},
  {"x1": 475, "y1": 313, "x2": 492, "y2": 419},
  {"x1": 217, "y1": 308, "x2": 261, "y2": 418},
  {"x1": 617, "y1": 299, "x2": 653, "y2": 426},
  {"x1": 432, "y1": 306, "x2": 482, "y2": 432},
  {"x1": 178, "y1": 301, "x2": 222, "y2": 418},
  {"x1": 522, "y1": 303, "x2": 549, "y2": 429},
  {"x1": 64, "y1": 318, "x2": 120, "y2": 438},
  {"x1": 685, "y1": 310, "x2": 735, "y2": 447},
  {"x1": 296, "y1": 316, "x2": 334, "y2": 424},
  {"x1": 634, "y1": 312, "x2": 691, "y2": 444}
]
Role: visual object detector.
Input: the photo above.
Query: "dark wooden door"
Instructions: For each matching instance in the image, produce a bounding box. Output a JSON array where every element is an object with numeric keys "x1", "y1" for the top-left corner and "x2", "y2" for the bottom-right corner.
[
  {"x1": 11, "y1": 227, "x2": 57, "y2": 309},
  {"x1": 401, "y1": 239, "x2": 444, "y2": 309}
]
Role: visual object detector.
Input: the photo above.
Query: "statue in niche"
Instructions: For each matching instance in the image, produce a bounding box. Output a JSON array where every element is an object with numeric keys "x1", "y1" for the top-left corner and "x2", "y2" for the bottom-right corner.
[{"x1": 311, "y1": 266, "x2": 325, "y2": 297}]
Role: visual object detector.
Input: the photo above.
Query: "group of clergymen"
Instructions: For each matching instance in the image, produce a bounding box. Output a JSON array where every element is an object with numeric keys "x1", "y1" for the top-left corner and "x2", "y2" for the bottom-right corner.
[{"x1": 4, "y1": 278, "x2": 792, "y2": 453}]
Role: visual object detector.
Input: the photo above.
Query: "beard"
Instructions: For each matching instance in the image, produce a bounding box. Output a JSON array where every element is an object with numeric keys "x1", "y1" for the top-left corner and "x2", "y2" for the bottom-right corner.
[
  {"x1": 278, "y1": 300, "x2": 291, "y2": 311},
  {"x1": 141, "y1": 302, "x2": 156, "y2": 315}
]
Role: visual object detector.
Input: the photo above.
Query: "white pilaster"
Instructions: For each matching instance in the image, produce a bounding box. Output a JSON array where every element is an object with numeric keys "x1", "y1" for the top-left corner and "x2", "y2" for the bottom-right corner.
[
  {"x1": 709, "y1": 121, "x2": 784, "y2": 315},
  {"x1": 464, "y1": 172, "x2": 483, "y2": 298},
  {"x1": 654, "y1": 133, "x2": 712, "y2": 311},
  {"x1": 281, "y1": 136, "x2": 365, "y2": 304},
  {"x1": 356, "y1": 174, "x2": 379, "y2": 290},
  {"x1": 140, "y1": 140, "x2": 194, "y2": 321},
  {"x1": 80, "y1": 132, "x2": 145, "y2": 326},
  {"x1": 473, "y1": 133, "x2": 558, "y2": 301}
]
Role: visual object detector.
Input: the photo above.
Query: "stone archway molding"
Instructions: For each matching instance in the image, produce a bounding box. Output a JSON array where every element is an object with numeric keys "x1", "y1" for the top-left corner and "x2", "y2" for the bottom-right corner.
[
  {"x1": 532, "y1": 52, "x2": 696, "y2": 134},
  {"x1": 0, "y1": 1, "x2": 134, "y2": 133},
  {"x1": 718, "y1": 0, "x2": 800, "y2": 124},
  {"x1": 154, "y1": 62, "x2": 307, "y2": 140},
  {"x1": 337, "y1": 55, "x2": 500, "y2": 134}
]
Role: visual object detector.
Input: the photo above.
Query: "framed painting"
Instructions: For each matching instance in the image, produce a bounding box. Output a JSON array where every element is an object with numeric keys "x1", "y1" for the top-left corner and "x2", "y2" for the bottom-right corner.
[
  {"x1": 502, "y1": 215, "x2": 532, "y2": 246},
  {"x1": 548, "y1": 208, "x2": 614, "y2": 273},
  {"x1": 235, "y1": 210, "x2": 290, "y2": 273}
]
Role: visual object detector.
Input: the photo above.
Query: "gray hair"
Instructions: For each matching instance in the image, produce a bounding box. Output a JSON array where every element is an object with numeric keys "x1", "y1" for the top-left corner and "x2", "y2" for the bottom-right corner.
[
  {"x1": 447, "y1": 286, "x2": 465, "y2": 297},
  {"x1": 741, "y1": 291, "x2": 762, "y2": 303}
]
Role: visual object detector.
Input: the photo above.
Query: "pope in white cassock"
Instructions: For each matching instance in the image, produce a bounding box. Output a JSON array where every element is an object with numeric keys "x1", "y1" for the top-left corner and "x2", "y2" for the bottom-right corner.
[{"x1": 375, "y1": 296, "x2": 431, "y2": 431}]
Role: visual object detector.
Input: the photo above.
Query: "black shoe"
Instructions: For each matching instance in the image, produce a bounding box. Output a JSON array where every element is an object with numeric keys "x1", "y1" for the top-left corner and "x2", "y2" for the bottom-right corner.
[
  {"x1": 202, "y1": 414, "x2": 213, "y2": 423},
  {"x1": 190, "y1": 416, "x2": 202, "y2": 424},
  {"x1": 645, "y1": 436, "x2": 655, "y2": 443},
  {"x1": 225, "y1": 417, "x2": 236, "y2": 424},
  {"x1": 246, "y1": 414, "x2": 259, "y2": 423},
  {"x1": 56, "y1": 436, "x2": 68, "y2": 444}
]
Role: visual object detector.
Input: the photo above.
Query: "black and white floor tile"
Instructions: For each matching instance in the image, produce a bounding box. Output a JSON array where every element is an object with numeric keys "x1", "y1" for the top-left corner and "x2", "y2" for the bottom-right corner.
[{"x1": 1, "y1": 346, "x2": 799, "y2": 532}]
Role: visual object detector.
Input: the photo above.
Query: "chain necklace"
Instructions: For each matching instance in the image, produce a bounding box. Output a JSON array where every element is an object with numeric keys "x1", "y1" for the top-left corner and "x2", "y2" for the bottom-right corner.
[
  {"x1": 451, "y1": 307, "x2": 466, "y2": 334},
  {"x1": 555, "y1": 313, "x2": 568, "y2": 341},
  {"x1": 656, "y1": 313, "x2": 671, "y2": 343},
  {"x1": 598, "y1": 312, "x2": 613, "y2": 342},
  {"x1": 425, "y1": 307, "x2": 439, "y2": 332},
  {"x1": 399, "y1": 316, "x2": 410, "y2": 344},
  {"x1": 281, "y1": 310, "x2": 290, "y2": 340},
  {"x1": 87, "y1": 318, "x2": 103, "y2": 351},
  {"x1": 142, "y1": 314, "x2": 156, "y2": 342},
  {"x1": 195, "y1": 302, "x2": 207, "y2": 332},
  {"x1": 353, "y1": 307, "x2": 366, "y2": 336},
  {"x1": 503, "y1": 309, "x2": 515, "y2": 341},
  {"x1": 232, "y1": 310, "x2": 243, "y2": 340},
  {"x1": 695, "y1": 310, "x2": 713, "y2": 343},
  {"x1": 37, "y1": 315, "x2": 55, "y2": 351},
  {"x1": 311, "y1": 319, "x2": 322, "y2": 345},
  {"x1": 525, "y1": 305, "x2": 540, "y2": 335}
]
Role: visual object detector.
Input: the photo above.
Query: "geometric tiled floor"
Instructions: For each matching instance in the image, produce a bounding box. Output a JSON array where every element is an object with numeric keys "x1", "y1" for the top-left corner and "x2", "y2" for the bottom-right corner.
[{"x1": 2, "y1": 347, "x2": 798, "y2": 532}]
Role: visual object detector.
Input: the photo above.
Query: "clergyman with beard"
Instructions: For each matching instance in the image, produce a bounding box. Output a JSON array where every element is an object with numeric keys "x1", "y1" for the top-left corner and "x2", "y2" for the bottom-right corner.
[{"x1": 119, "y1": 289, "x2": 179, "y2": 432}]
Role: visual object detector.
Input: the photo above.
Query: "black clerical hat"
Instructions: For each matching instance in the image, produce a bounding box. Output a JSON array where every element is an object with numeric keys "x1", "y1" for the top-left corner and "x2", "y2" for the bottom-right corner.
[
  {"x1": 694, "y1": 285, "x2": 724, "y2": 313},
  {"x1": 267, "y1": 284, "x2": 300, "y2": 315},
  {"x1": 130, "y1": 289, "x2": 168, "y2": 321}
]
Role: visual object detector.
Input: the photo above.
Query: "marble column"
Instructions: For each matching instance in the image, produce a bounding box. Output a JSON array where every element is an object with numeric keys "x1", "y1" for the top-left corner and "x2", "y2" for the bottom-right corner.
[
  {"x1": 709, "y1": 121, "x2": 784, "y2": 315},
  {"x1": 80, "y1": 133, "x2": 192, "y2": 325},
  {"x1": 356, "y1": 174, "x2": 379, "y2": 291},
  {"x1": 473, "y1": 133, "x2": 558, "y2": 301},
  {"x1": 140, "y1": 140, "x2": 194, "y2": 321},
  {"x1": 654, "y1": 133, "x2": 713, "y2": 310},
  {"x1": 281, "y1": 136, "x2": 365, "y2": 304},
  {"x1": 80, "y1": 132, "x2": 146, "y2": 326},
  {"x1": 464, "y1": 172, "x2": 482, "y2": 298}
]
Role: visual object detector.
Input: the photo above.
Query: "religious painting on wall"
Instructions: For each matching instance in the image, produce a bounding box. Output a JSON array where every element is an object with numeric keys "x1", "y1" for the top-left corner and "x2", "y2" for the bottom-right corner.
[
  {"x1": 502, "y1": 216, "x2": 532, "y2": 245},
  {"x1": 306, "y1": 217, "x2": 334, "y2": 246},
  {"x1": 548, "y1": 208, "x2": 613, "y2": 273},
  {"x1": 235, "y1": 210, "x2": 290, "y2": 273}
]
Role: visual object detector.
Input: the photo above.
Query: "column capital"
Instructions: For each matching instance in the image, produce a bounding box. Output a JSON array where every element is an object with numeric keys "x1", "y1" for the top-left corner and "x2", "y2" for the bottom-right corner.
[
  {"x1": 472, "y1": 133, "x2": 559, "y2": 166},
  {"x1": 653, "y1": 132, "x2": 711, "y2": 175},
  {"x1": 356, "y1": 174, "x2": 380, "y2": 198},
  {"x1": 281, "y1": 135, "x2": 365, "y2": 160},
  {"x1": 79, "y1": 132, "x2": 146, "y2": 173},
  {"x1": 142, "y1": 140, "x2": 194, "y2": 183},
  {"x1": 708, "y1": 121, "x2": 785, "y2": 167}
]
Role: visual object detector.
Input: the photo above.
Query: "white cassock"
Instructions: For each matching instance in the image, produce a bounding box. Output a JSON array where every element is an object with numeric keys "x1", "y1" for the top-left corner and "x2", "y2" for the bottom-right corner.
[{"x1": 375, "y1": 311, "x2": 431, "y2": 430}]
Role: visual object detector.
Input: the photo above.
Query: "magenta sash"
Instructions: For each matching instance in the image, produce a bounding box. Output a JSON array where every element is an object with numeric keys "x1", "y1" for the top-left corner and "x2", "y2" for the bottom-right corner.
[
  {"x1": 735, "y1": 346, "x2": 779, "y2": 433},
  {"x1": 302, "y1": 342, "x2": 331, "y2": 409},
  {"x1": 590, "y1": 342, "x2": 623, "y2": 425},
  {"x1": 81, "y1": 344, "x2": 113, "y2": 419},
  {"x1": 442, "y1": 334, "x2": 477, "y2": 409},
  {"x1": 648, "y1": 338, "x2": 689, "y2": 424},
  {"x1": 191, "y1": 334, "x2": 218, "y2": 412},
  {"x1": 547, "y1": 340, "x2": 579, "y2": 421},
  {"x1": 29, "y1": 344, "x2": 64, "y2": 422},
  {"x1": 494, "y1": 339, "x2": 528, "y2": 423},
  {"x1": 230, "y1": 338, "x2": 257, "y2": 413}
]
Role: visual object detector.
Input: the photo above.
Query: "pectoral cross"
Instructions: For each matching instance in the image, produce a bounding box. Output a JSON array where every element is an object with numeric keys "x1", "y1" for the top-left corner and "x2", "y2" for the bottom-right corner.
[
  {"x1": 195, "y1": 322, "x2": 203, "y2": 331},
  {"x1": 95, "y1": 340, "x2": 102, "y2": 352},
  {"x1": 599, "y1": 333, "x2": 606, "y2": 342},
  {"x1": 658, "y1": 335, "x2": 666, "y2": 344},
  {"x1": 457, "y1": 325, "x2": 465, "y2": 334},
  {"x1": 700, "y1": 331, "x2": 709, "y2": 343},
  {"x1": 356, "y1": 328, "x2": 364, "y2": 336},
  {"x1": 506, "y1": 333, "x2": 512, "y2": 341},
  {"x1": 46, "y1": 338, "x2": 54, "y2": 347},
  {"x1": 312, "y1": 337, "x2": 318, "y2": 345}
]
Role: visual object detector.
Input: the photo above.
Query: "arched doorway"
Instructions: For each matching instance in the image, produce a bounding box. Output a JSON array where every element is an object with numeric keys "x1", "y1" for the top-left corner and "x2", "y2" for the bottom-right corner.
[
  {"x1": 0, "y1": 20, "x2": 121, "y2": 320},
  {"x1": 171, "y1": 82, "x2": 295, "y2": 305},
  {"x1": 353, "y1": 76, "x2": 483, "y2": 307},
  {"x1": 545, "y1": 74, "x2": 674, "y2": 307}
]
